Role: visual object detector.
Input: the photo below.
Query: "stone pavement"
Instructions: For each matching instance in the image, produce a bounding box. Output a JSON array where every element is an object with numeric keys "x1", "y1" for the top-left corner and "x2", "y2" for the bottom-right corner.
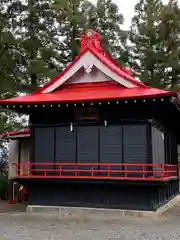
[{"x1": 0, "y1": 201, "x2": 26, "y2": 214}]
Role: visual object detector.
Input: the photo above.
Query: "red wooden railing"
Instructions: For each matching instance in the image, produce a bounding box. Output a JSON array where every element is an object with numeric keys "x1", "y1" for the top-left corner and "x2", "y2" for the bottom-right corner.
[{"x1": 11, "y1": 162, "x2": 178, "y2": 181}]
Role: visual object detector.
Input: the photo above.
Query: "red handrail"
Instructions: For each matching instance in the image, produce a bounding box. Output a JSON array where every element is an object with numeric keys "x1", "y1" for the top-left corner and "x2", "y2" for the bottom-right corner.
[
  {"x1": 11, "y1": 162, "x2": 178, "y2": 181},
  {"x1": 12, "y1": 162, "x2": 177, "y2": 166}
]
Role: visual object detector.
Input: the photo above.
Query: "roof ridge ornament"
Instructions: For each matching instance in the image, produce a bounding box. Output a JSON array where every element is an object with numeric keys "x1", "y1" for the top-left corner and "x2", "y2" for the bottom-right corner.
[
  {"x1": 80, "y1": 29, "x2": 102, "y2": 53},
  {"x1": 83, "y1": 63, "x2": 94, "y2": 74}
]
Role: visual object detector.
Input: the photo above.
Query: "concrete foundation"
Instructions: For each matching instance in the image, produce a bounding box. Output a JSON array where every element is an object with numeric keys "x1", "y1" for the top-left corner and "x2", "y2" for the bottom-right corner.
[{"x1": 26, "y1": 194, "x2": 180, "y2": 218}]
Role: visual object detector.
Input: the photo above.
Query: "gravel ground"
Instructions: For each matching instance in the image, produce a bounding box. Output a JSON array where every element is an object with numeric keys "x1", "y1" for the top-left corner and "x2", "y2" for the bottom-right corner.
[
  {"x1": 0, "y1": 201, "x2": 25, "y2": 214},
  {"x1": 0, "y1": 206, "x2": 180, "y2": 240}
]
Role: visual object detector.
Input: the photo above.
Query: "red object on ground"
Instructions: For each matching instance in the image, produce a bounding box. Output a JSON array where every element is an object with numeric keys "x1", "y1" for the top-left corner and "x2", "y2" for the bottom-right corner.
[
  {"x1": 9, "y1": 199, "x2": 16, "y2": 204},
  {"x1": 19, "y1": 185, "x2": 26, "y2": 202}
]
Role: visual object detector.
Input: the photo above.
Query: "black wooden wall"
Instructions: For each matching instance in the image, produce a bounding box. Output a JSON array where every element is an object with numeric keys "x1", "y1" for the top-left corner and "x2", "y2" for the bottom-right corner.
[
  {"x1": 29, "y1": 102, "x2": 178, "y2": 168},
  {"x1": 31, "y1": 124, "x2": 148, "y2": 166},
  {"x1": 164, "y1": 132, "x2": 177, "y2": 165},
  {"x1": 151, "y1": 124, "x2": 178, "y2": 166}
]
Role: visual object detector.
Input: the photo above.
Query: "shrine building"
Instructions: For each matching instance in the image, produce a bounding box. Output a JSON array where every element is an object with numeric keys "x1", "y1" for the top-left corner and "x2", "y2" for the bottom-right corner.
[{"x1": 1, "y1": 30, "x2": 180, "y2": 211}]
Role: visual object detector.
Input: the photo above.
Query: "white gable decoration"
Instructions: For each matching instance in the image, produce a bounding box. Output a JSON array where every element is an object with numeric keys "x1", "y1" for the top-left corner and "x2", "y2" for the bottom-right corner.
[
  {"x1": 42, "y1": 51, "x2": 138, "y2": 93},
  {"x1": 83, "y1": 62, "x2": 93, "y2": 73},
  {"x1": 65, "y1": 65, "x2": 112, "y2": 85}
]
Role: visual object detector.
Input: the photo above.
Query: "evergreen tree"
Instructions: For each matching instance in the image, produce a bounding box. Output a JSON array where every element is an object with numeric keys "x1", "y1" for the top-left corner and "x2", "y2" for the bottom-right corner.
[
  {"x1": 129, "y1": 0, "x2": 164, "y2": 87},
  {"x1": 6, "y1": 0, "x2": 62, "y2": 92},
  {"x1": 130, "y1": 0, "x2": 180, "y2": 89},
  {"x1": 158, "y1": 0, "x2": 180, "y2": 90},
  {"x1": 53, "y1": 0, "x2": 87, "y2": 63},
  {"x1": 0, "y1": 1, "x2": 21, "y2": 95},
  {"x1": 0, "y1": 1, "x2": 24, "y2": 135},
  {"x1": 53, "y1": 0, "x2": 128, "y2": 66},
  {"x1": 92, "y1": 0, "x2": 129, "y2": 64},
  {"x1": 0, "y1": 1, "x2": 41, "y2": 163}
]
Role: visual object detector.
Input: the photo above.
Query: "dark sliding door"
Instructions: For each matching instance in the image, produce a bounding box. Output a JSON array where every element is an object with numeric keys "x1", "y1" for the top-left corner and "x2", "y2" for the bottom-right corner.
[
  {"x1": 77, "y1": 126, "x2": 99, "y2": 176},
  {"x1": 33, "y1": 127, "x2": 55, "y2": 174},
  {"x1": 34, "y1": 127, "x2": 54, "y2": 163},
  {"x1": 55, "y1": 126, "x2": 76, "y2": 175},
  {"x1": 123, "y1": 124, "x2": 147, "y2": 177},
  {"x1": 99, "y1": 125, "x2": 123, "y2": 176},
  {"x1": 55, "y1": 126, "x2": 76, "y2": 163}
]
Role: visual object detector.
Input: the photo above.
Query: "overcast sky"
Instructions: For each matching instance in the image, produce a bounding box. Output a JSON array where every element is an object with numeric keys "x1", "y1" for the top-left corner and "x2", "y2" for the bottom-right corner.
[{"x1": 89, "y1": 0, "x2": 178, "y2": 29}]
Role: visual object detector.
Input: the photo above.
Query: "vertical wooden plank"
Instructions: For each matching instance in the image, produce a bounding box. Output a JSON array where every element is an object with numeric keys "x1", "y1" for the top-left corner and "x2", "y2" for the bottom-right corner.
[
  {"x1": 99, "y1": 125, "x2": 123, "y2": 177},
  {"x1": 123, "y1": 124, "x2": 147, "y2": 178},
  {"x1": 77, "y1": 126, "x2": 99, "y2": 176},
  {"x1": 34, "y1": 127, "x2": 54, "y2": 175},
  {"x1": 55, "y1": 126, "x2": 76, "y2": 176}
]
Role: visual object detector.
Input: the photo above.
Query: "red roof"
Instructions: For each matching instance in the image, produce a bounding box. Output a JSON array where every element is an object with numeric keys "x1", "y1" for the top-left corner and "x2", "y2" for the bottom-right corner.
[
  {"x1": 34, "y1": 46, "x2": 147, "y2": 95},
  {"x1": 1, "y1": 129, "x2": 30, "y2": 138},
  {"x1": 0, "y1": 29, "x2": 176, "y2": 105},
  {"x1": 0, "y1": 82, "x2": 176, "y2": 104}
]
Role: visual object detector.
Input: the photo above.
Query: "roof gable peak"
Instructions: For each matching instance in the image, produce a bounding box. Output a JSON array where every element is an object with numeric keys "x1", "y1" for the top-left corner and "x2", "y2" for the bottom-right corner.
[{"x1": 34, "y1": 30, "x2": 148, "y2": 94}]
